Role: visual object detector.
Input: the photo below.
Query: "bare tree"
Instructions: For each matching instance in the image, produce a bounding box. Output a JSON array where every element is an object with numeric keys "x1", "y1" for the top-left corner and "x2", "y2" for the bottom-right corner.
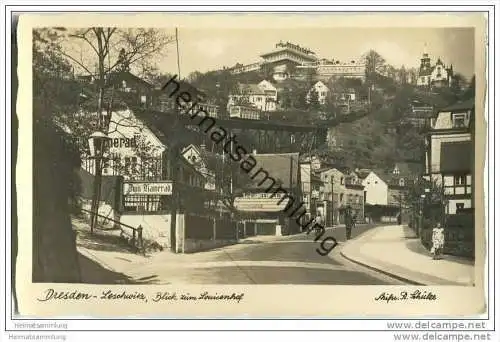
[
  {"x1": 56, "y1": 28, "x2": 174, "y2": 129},
  {"x1": 364, "y1": 49, "x2": 386, "y2": 76}
]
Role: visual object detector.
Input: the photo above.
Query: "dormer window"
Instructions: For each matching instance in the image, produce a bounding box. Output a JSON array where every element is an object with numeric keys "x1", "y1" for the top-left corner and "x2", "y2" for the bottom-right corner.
[{"x1": 452, "y1": 113, "x2": 467, "y2": 128}]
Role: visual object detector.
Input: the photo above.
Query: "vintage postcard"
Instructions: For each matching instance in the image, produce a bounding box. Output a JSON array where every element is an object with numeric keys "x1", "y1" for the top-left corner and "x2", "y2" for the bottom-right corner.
[{"x1": 13, "y1": 11, "x2": 487, "y2": 319}]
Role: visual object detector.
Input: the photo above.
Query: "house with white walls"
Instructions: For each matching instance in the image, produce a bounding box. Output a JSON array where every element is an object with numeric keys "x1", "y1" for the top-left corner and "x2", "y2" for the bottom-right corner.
[
  {"x1": 181, "y1": 143, "x2": 218, "y2": 191},
  {"x1": 306, "y1": 81, "x2": 329, "y2": 105},
  {"x1": 228, "y1": 80, "x2": 278, "y2": 112},
  {"x1": 80, "y1": 109, "x2": 207, "y2": 249},
  {"x1": 359, "y1": 171, "x2": 388, "y2": 206}
]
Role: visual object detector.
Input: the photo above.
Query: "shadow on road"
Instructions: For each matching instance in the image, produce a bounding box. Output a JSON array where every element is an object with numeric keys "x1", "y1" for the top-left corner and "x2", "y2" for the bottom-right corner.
[
  {"x1": 237, "y1": 240, "x2": 264, "y2": 245},
  {"x1": 78, "y1": 253, "x2": 161, "y2": 284}
]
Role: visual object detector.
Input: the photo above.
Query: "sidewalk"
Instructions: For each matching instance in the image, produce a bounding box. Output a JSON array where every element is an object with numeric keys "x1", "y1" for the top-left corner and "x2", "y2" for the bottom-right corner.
[
  {"x1": 340, "y1": 225, "x2": 475, "y2": 286},
  {"x1": 75, "y1": 223, "x2": 323, "y2": 283}
]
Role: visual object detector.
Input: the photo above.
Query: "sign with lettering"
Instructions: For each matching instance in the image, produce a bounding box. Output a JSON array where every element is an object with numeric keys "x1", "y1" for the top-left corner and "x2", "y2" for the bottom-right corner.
[
  {"x1": 106, "y1": 137, "x2": 138, "y2": 149},
  {"x1": 234, "y1": 197, "x2": 291, "y2": 212},
  {"x1": 123, "y1": 181, "x2": 173, "y2": 196}
]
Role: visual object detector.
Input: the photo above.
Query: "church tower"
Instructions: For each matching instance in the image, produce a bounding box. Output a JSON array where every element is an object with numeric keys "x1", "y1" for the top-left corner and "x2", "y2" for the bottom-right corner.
[
  {"x1": 419, "y1": 44, "x2": 432, "y2": 73},
  {"x1": 417, "y1": 43, "x2": 433, "y2": 87}
]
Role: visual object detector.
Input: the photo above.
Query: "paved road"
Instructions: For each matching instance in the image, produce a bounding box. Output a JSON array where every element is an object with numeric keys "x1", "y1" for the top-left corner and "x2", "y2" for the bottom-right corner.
[{"x1": 120, "y1": 224, "x2": 405, "y2": 285}]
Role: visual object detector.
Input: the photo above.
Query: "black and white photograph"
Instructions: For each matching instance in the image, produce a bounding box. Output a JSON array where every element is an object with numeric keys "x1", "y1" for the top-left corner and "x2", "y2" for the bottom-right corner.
[{"x1": 31, "y1": 23, "x2": 478, "y2": 288}]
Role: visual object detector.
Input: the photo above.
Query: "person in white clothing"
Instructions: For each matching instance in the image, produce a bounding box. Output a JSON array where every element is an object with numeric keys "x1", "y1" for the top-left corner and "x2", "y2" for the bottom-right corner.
[{"x1": 431, "y1": 223, "x2": 445, "y2": 260}]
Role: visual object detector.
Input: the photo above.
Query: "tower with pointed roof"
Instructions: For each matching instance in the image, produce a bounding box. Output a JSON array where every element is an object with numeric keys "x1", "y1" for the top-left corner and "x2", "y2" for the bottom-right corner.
[{"x1": 416, "y1": 44, "x2": 454, "y2": 88}]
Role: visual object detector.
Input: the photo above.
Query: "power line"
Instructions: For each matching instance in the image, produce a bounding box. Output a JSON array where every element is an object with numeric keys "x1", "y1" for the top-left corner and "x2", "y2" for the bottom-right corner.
[{"x1": 175, "y1": 28, "x2": 181, "y2": 79}]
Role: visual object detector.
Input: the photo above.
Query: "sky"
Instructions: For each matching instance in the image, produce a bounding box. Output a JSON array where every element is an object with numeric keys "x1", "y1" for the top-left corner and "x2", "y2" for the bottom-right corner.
[{"x1": 157, "y1": 27, "x2": 475, "y2": 79}]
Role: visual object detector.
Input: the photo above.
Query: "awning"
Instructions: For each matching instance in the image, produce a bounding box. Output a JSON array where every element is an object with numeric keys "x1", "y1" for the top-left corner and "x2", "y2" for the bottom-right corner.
[
  {"x1": 440, "y1": 141, "x2": 473, "y2": 173},
  {"x1": 233, "y1": 197, "x2": 291, "y2": 212}
]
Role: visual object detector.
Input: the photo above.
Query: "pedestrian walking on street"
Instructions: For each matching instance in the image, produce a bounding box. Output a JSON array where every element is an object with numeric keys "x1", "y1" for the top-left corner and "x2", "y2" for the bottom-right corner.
[
  {"x1": 344, "y1": 206, "x2": 353, "y2": 240},
  {"x1": 314, "y1": 214, "x2": 323, "y2": 235},
  {"x1": 431, "y1": 222, "x2": 445, "y2": 260},
  {"x1": 315, "y1": 213, "x2": 323, "y2": 226}
]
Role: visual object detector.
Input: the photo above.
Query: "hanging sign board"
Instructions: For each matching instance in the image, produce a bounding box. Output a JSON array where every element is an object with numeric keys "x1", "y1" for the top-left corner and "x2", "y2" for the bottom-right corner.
[{"x1": 123, "y1": 181, "x2": 173, "y2": 196}]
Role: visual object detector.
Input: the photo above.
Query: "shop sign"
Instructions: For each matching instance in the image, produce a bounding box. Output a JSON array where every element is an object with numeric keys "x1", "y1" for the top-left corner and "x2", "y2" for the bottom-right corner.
[{"x1": 123, "y1": 181, "x2": 173, "y2": 195}]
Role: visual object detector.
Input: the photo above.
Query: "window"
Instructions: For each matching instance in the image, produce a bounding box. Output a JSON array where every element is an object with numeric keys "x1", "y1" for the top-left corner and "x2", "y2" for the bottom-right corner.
[
  {"x1": 452, "y1": 113, "x2": 467, "y2": 128},
  {"x1": 456, "y1": 203, "x2": 465, "y2": 212},
  {"x1": 340, "y1": 177, "x2": 344, "y2": 185},
  {"x1": 454, "y1": 175, "x2": 466, "y2": 186}
]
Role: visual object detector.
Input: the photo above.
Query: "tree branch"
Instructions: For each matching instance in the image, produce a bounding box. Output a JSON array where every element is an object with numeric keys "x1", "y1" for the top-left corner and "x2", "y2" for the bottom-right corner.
[{"x1": 58, "y1": 50, "x2": 94, "y2": 75}]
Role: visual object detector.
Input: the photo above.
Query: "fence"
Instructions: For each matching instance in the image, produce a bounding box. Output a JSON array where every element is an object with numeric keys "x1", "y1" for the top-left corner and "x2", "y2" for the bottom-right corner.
[
  {"x1": 80, "y1": 208, "x2": 145, "y2": 255},
  {"x1": 181, "y1": 213, "x2": 238, "y2": 253}
]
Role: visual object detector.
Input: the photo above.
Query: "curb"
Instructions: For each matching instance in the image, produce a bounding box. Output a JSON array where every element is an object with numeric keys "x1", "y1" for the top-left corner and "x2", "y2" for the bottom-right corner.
[
  {"x1": 77, "y1": 247, "x2": 119, "y2": 273},
  {"x1": 339, "y1": 249, "x2": 425, "y2": 285},
  {"x1": 338, "y1": 225, "x2": 472, "y2": 286},
  {"x1": 338, "y1": 226, "x2": 426, "y2": 285}
]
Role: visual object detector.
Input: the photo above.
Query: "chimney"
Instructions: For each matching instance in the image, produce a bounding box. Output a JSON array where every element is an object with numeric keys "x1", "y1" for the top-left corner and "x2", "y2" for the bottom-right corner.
[
  {"x1": 252, "y1": 149, "x2": 257, "y2": 155},
  {"x1": 200, "y1": 144, "x2": 206, "y2": 151}
]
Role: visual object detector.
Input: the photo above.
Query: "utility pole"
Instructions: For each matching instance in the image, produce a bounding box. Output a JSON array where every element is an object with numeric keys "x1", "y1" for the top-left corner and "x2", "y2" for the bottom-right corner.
[
  {"x1": 288, "y1": 154, "x2": 294, "y2": 234},
  {"x1": 169, "y1": 115, "x2": 181, "y2": 252},
  {"x1": 330, "y1": 176, "x2": 334, "y2": 226},
  {"x1": 170, "y1": 27, "x2": 182, "y2": 253}
]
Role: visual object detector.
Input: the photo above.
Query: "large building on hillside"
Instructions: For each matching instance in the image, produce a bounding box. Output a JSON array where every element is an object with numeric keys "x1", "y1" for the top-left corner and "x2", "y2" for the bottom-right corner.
[
  {"x1": 416, "y1": 47, "x2": 454, "y2": 88},
  {"x1": 309, "y1": 58, "x2": 366, "y2": 81},
  {"x1": 228, "y1": 41, "x2": 365, "y2": 82}
]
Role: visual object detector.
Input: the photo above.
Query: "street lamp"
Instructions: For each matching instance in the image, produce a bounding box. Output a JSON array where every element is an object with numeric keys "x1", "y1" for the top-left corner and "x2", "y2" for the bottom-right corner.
[
  {"x1": 88, "y1": 130, "x2": 111, "y2": 234},
  {"x1": 419, "y1": 193, "x2": 426, "y2": 238},
  {"x1": 88, "y1": 131, "x2": 110, "y2": 159}
]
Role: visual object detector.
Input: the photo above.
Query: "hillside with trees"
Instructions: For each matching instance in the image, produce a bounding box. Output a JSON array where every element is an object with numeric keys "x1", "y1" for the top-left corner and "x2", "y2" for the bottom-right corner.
[
  {"x1": 159, "y1": 49, "x2": 474, "y2": 174},
  {"x1": 322, "y1": 51, "x2": 475, "y2": 172}
]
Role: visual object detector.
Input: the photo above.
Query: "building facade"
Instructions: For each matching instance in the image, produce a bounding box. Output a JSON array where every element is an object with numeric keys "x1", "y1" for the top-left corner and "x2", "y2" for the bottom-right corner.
[
  {"x1": 233, "y1": 152, "x2": 302, "y2": 235},
  {"x1": 228, "y1": 105, "x2": 262, "y2": 120},
  {"x1": 314, "y1": 59, "x2": 366, "y2": 81},
  {"x1": 226, "y1": 42, "x2": 364, "y2": 82},
  {"x1": 228, "y1": 80, "x2": 278, "y2": 112},
  {"x1": 359, "y1": 171, "x2": 389, "y2": 206},
  {"x1": 181, "y1": 144, "x2": 218, "y2": 192},
  {"x1": 416, "y1": 49, "x2": 453, "y2": 88},
  {"x1": 317, "y1": 167, "x2": 346, "y2": 225},
  {"x1": 300, "y1": 162, "x2": 323, "y2": 221},
  {"x1": 307, "y1": 81, "x2": 329, "y2": 105},
  {"x1": 424, "y1": 99, "x2": 474, "y2": 214}
]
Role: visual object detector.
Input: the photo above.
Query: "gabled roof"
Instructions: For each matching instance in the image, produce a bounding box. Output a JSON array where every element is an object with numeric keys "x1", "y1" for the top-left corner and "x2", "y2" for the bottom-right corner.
[
  {"x1": 108, "y1": 71, "x2": 155, "y2": 89},
  {"x1": 236, "y1": 83, "x2": 266, "y2": 95},
  {"x1": 439, "y1": 98, "x2": 475, "y2": 112},
  {"x1": 355, "y1": 169, "x2": 371, "y2": 179},
  {"x1": 181, "y1": 144, "x2": 224, "y2": 172}
]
